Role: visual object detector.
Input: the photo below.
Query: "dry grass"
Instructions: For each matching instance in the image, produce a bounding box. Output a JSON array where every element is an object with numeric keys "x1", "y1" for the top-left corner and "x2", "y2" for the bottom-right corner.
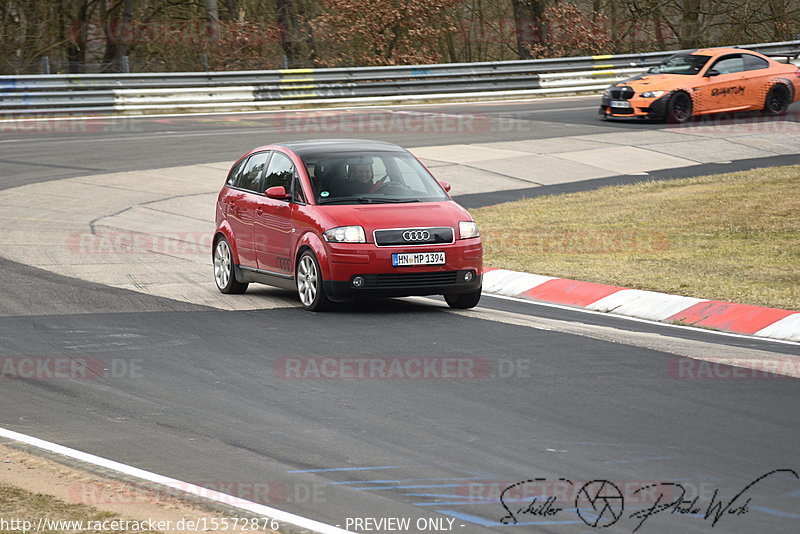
[
  {"x1": 472, "y1": 165, "x2": 800, "y2": 311},
  {"x1": 0, "y1": 484, "x2": 160, "y2": 534}
]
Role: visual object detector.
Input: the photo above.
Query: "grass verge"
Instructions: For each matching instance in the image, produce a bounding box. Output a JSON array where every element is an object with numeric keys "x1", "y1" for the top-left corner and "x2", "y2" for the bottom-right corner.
[
  {"x1": 472, "y1": 164, "x2": 800, "y2": 311},
  {"x1": 0, "y1": 484, "x2": 160, "y2": 534}
]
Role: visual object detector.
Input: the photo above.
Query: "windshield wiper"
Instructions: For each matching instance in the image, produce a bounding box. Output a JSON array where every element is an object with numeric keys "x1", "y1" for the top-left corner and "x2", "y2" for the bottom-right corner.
[
  {"x1": 318, "y1": 196, "x2": 421, "y2": 204},
  {"x1": 362, "y1": 197, "x2": 421, "y2": 203},
  {"x1": 318, "y1": 196, "x2": 374, "y2": 204}
]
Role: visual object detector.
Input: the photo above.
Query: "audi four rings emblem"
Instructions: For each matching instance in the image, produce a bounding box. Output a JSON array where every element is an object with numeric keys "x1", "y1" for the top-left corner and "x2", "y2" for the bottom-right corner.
[{"x1": 402, "y1": 230, "x2": 431, "y2": 242}]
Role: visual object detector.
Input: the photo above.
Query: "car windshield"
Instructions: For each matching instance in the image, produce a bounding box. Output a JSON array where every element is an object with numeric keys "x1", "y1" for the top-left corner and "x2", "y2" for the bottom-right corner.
[
  {"x1": 650, "y1": 54, "x2": 710, "y2": 75},
  {"x1": 300, "y1": 151, "x2": 450, "y2": 204}
]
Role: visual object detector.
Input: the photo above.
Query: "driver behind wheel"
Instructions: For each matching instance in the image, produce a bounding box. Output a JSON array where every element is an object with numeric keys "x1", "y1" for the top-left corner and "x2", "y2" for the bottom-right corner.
[
  {"x1": 347, "y1": 161, "x2": 374, "y2": 194},
  {"x1": 338, "y1": 156, "x2": 382, "y2": 196}
]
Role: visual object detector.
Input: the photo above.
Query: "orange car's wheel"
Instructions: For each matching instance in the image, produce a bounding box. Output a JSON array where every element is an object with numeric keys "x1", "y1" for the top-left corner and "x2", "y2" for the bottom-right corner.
[
  {"x1": 764, "y1": 84, "x2": 791, "y2": 116},
  {"x1": 665, "y1": 92, "x2": 693, "y2": 124}
]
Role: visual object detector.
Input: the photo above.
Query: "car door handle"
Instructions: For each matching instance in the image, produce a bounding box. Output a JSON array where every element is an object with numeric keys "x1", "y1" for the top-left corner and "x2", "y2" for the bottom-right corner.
[{"x1": 256, "y1": 207, "x2": 263, "y2": 215}]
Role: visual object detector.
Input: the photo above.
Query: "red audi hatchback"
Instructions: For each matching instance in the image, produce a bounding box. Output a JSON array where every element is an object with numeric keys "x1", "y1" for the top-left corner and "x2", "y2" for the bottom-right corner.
[{"x1": 213, "y1": 139, "x2": 483, "y2": 311}]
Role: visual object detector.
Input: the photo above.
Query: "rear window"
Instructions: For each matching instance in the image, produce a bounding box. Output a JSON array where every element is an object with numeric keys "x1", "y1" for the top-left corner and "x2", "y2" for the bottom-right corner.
[{"x1": 743, "y1": 54, "x2": 769, "y2": 71}]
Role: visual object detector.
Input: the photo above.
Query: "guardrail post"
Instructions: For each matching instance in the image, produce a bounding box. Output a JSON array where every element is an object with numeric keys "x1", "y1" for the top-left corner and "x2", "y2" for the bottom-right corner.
[
  {"x1": 121, "y1": 55, "x2": 130, "y2": 73},
  {"x1": 41, "y1": 56, "x2": 50, "y2": 75}
]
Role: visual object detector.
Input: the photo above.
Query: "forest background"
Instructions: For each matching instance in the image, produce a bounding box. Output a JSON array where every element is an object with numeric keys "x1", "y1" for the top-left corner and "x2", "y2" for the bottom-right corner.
[{"x1": 2, "y1": 0, "x2": 799, "y2": 74}]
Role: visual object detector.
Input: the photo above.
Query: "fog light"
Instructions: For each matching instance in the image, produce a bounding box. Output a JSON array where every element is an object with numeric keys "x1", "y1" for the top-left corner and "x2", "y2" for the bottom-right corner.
[
  {"x1": 464, "y1": 271, "x2": 474, "y2": 282},
  {"x1": 352, "y1": 276, "x2": 365, "y2": 288}
]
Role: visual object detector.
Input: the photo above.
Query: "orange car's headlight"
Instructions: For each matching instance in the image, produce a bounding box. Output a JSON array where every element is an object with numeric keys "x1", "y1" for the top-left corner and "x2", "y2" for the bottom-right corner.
[{"x1": 641, "y1": 91, "x2": 666, "y2": 98}]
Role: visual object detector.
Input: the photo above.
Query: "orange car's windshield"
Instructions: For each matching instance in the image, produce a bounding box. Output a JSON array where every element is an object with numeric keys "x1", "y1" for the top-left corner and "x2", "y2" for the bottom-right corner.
[{"x1": 651, "y1": 54, "x2": 711, "y2": 75}]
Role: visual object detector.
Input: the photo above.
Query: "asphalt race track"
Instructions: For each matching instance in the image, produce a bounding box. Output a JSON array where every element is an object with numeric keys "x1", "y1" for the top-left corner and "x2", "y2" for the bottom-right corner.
[
  {"x1": 3, "y1": 95, "x2": 800, "y2": 191},
  {"x1": 1, "y1": 96, "x2": 799, "y2": 534}
]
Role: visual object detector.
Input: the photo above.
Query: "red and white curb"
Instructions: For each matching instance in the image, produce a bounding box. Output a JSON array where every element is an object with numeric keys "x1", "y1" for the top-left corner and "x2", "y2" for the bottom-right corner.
[{"x1": 482, "y1": 269, "x2": 800, "y2": 343}]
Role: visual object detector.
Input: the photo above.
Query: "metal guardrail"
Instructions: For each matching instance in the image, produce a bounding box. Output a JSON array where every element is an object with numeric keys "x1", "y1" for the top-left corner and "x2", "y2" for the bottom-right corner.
[{"x1": 1, "y1": 40, "x2": 798, "y2": 115}]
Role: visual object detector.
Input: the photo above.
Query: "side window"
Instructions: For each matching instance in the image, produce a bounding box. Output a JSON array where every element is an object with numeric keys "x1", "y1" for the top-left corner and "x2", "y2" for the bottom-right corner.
[
  {"x1": 239, "y1": 151, "x2": 271, "y2": 192},
  {"x1": 711, "y1": 55, "x2": 744, "y2": 75},
  {"x1": 226, "y1": 157, "x2": 248, "y2": 187},
  {"x1": 743, "y1": 54, "x2": 769, "y2": 71},
  {"x1": 264, "y1": 152, "x2": 295, "y2": 195}
]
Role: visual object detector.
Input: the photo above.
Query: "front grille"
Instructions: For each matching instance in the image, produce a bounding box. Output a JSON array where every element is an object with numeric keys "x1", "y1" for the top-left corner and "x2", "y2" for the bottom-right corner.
[
  {"x1": 610, "y1": 106, "x2": 635, "y2": 114},
  {"x1": 610, "y1": 86, "x2": 635, "y2": 100},
  {"x1": 374, "y1": 227, "x2": 454, "y2": 247},
  {"x1": 364, "y1": 271, "x2": 459, "y2": 287}
]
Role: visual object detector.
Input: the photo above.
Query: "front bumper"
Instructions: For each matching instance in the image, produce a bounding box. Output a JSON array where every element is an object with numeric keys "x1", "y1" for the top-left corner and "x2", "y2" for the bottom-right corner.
[
  {"x1": 599, "y1": 93, "x2": 671, "y2": 119},
  {"x1": 323, "y1": 239, "x2": 483, "y2": 300},
  {"x1": 324, "y1": 270, "x2": 482, "y2": 300}
]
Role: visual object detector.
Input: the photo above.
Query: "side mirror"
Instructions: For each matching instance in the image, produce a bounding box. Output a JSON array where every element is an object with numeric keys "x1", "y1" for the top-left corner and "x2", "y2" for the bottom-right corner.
[
  {"x1": 705, "y1": 69, "x2": 720, "y2": 77},
  {"x1": 438, "y1": 180, "x2": 452, "y2": 193},
  {"x1": 647, "y1": 66, "x2": 659, "y2": 74},
  {"x1": 265, "y1": 185, "x2": 291, "y2": 200}
]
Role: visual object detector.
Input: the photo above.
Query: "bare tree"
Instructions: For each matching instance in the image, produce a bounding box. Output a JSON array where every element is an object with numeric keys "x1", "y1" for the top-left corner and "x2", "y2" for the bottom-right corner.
[
  {"x1": 67, "y1": 0, "x2": 92, "y2": 73},
  {"x1": 678, "y1": 0, "x2": 702, "y2": 48},
  {"x1": 511, "y1": 0, "x2": 547, "y2": 59},
  {"x1": 276, "y1": 0, "x2": 301, "y2": 67},
  {"x1": 206, "y1": 0, "x2": 221, "y2": 42}
]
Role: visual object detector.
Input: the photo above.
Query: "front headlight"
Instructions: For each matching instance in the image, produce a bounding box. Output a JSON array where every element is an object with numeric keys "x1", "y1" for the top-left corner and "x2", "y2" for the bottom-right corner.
[
  {"x1": 640, "y1": 90, "x2": 666, "y2": 98},
  {"x1": 459, "y1": 221, "x2": 480, "y2": 239},
  {"x1": 323, "y1": 226, "x2": 366, "y2": 243}
]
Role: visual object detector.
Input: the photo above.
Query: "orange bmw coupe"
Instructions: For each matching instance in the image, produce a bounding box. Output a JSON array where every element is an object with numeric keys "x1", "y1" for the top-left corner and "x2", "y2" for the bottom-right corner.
[{"x1": 600, "y1": 47, "x2": 800, "y2": 123}]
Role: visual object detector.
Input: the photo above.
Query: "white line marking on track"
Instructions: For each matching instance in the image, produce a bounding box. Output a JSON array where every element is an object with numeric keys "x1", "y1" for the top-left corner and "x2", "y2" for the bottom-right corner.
[{"x1": 0, "y1": 94, "x2": 600, "y2": 124}]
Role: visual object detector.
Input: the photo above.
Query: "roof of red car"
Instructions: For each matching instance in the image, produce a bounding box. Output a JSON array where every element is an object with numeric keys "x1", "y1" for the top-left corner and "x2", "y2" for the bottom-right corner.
[{"x1": 273, "y1": 139, "x2": 405, "y2": 156}]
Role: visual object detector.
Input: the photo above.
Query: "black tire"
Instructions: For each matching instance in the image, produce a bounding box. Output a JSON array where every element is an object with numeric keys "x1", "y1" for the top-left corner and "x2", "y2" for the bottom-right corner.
[
  {"x1": 213, "y1": 236, "x2": 249, "y2": 294},
  {"x1": 296, "y1": 250, "x2": 331, "y2": 311},
  {"x1": 444, "y1": 288, "x2": 482, "y2": 309},
  {"x1": 665, "y1": 91, "x2": 693, "y2": 123},
  {"x1": 764, "y1": 84, "x2": 791, "y2": 116}
]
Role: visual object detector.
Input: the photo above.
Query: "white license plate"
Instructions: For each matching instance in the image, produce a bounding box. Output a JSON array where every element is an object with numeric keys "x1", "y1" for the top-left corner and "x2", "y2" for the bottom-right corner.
[
  {"x1": 392, "y1": 252, "x2": 446, "y2": 267},
  {"x1": 611, "y1": 100, "x2": 631, "y2": 108}
]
